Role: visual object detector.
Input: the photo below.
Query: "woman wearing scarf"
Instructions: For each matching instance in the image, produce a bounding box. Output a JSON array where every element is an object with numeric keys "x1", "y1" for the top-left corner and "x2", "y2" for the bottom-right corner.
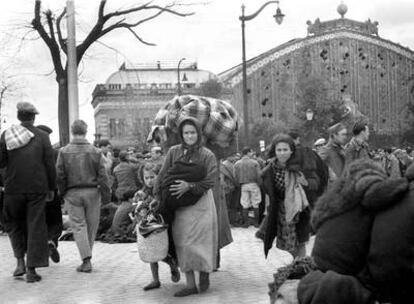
[
  {"x1": 155, "y1": 117, "x2": 218, "y2": 297},
  {"x1": 262, "y1": 134, "x2": 320, "y2": 259}
]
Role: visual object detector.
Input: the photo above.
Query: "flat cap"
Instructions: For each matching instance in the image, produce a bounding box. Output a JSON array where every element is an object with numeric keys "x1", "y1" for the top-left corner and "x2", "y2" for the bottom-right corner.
[
  {"x1": 314, "y1": 138, "x2": 327, "y2": 146},
  {"x1": 16, "y1": 102, "x2": 39, "y2": 114}
]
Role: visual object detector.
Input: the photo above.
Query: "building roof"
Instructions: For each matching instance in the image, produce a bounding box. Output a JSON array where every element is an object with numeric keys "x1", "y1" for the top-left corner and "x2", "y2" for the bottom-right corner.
[
  {"x1": 105, "y1": 61, "x2": 217, "y2": 86},
  {"x1": 219, "y1": 7, "x2": 414, "y2": 86}
]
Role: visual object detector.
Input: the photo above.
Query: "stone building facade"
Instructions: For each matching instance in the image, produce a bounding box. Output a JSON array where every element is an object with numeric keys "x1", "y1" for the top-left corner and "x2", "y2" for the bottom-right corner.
[
  {"x1": 219, "y1": 4, "x2": 414, "y2": 136},
  {"x1": 91, "y1": 61, "x2": 217, "y2": 148}
]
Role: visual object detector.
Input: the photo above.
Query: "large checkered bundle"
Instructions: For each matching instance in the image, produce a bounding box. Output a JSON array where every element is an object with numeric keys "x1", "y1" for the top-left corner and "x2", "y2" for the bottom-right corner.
[{"x1": 148, "y1": 95, "x2": 238, "y2": 148}]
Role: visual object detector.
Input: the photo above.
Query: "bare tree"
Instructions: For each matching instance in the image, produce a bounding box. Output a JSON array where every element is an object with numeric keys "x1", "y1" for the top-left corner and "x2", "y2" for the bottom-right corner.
[{"x1": 31, "y1": 0, "x2": 194, "y2": 145}]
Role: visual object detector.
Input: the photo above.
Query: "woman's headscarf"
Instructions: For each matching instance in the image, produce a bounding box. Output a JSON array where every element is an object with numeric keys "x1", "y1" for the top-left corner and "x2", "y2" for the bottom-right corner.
[{"x1": 177, "y1": 117, "x2": 203, "y2": 160}]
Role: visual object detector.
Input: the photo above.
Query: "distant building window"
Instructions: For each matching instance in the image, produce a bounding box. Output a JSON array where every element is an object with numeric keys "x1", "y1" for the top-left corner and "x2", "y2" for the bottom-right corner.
[
  {"x1": 109, "y1": 118, "x2": 126, "y2": 138},
  {"x1": 185, "y1": 83, "x2": 196, "y2": 88},
  {"x1": 158, "y1": 83, "x2": 171, "y2": 89},
  {"x1": 150, "y1": 83, "x2": 158, "y2": 95},
  {"x1": 108, "y1": 84, "x2": 122, "y2": 90}
]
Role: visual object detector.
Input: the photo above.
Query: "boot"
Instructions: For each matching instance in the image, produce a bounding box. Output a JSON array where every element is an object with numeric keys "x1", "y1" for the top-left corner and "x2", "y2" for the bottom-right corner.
[
  {"x1": 253, "y1": 208, "x2": 260, "y2": 228},
  {"x1": 26, "y1": 267, "x2": 41, "y2": 283},
  {"x1": 13, "y1": 258, "x2": 26, "y2": 277},
  {"x1": 241, "y1": 209, "x2": 250, "y2": 228},
  {"x1": 48, "y1": 241, "x2": 60, "y2": 263},
  {"x1": 76, "y1": 257, "x2": 92, "y2": 273}
]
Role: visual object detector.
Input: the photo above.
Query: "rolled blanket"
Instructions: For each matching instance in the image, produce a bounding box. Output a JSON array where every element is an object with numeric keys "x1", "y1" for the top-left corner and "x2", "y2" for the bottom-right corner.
[{"x1": 158, "y1": 159, "x2": 207, "y2": 223}]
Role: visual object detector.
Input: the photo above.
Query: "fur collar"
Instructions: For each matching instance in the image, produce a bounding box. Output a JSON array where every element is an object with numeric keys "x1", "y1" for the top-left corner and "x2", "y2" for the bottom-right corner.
[{"x1": 311, "y1": 159, "x2": 408, "y2": 231}]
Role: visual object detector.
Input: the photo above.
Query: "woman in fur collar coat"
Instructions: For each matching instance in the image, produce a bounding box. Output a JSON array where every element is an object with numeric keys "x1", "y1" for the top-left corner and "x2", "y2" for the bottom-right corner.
[
  {"x1": 295, "y1": 160, "x2": 411, "y2": 304},
  {"x1": 263, "y1": 134, "x2": 322, "y2": 258},
  {"x1": 310, "y1": 159, "x2": 409, "y2": 275}
]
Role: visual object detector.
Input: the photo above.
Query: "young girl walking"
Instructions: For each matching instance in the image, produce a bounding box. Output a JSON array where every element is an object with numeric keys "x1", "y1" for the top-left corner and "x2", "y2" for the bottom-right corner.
[{"x1": 134, "y1": 162, "x2": 180, "y2": 291}]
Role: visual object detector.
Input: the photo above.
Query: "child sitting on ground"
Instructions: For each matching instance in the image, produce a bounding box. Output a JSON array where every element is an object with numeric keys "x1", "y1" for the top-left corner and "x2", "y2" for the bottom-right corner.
[{"x1": 134, "y1": 162, "x2": 180, "y2": 291}]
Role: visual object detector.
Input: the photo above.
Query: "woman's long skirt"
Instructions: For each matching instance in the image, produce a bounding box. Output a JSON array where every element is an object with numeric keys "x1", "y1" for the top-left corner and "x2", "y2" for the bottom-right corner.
[{"x1": 172, "y1": 189, "x2": 218, "y2": 273}]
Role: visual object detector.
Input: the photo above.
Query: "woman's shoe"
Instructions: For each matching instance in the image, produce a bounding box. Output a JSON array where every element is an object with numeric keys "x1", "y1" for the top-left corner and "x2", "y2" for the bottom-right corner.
[
  {"x1": 143, "y1": 281, "x2": 161, "y2": 291},
  {"x1": 174, "y1": 287, "x2": 198, "y2": 297},
  {"x1": 199, "y1": 272, "x2": 210, "y2": 293},
  {"x1": 13, "y1": 258, "x2": 26, "y2": 277},
  {"x1": 26, "y1": 268, "x2": 41, "y2": 283},
  {"x1": 170, "y1": 266, "x2": 181, "y2": 283}
]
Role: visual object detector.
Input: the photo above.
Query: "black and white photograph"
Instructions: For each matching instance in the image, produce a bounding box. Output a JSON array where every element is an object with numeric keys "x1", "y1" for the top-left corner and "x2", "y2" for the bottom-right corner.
[{"x1": 0, "y1": 0, "x2": 414, "y2": 303}]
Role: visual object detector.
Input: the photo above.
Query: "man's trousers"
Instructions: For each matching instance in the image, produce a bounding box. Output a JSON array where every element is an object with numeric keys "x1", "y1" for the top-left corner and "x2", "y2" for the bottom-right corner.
[
  {"x1": 3, "y1": 193, "x2": 49, "y2": 268},
  {"x1": 64, "y1": 188, "x2": 101, "y2": 260}
]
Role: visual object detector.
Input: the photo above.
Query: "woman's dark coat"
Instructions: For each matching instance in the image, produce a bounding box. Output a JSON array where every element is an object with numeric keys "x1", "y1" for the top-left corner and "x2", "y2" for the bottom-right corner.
[
  {"x1": 358, "y1": 178, "x2": 414, "y2": 303},
  {"x1": 311, "y1": 175, "x2": 408, "y2": 275},
  {"x1": 263, "y1": 149, "x2": 323, "y2": 257}
]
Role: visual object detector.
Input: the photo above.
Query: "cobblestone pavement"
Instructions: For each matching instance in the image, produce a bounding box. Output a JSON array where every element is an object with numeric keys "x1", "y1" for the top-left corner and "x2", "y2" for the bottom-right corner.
[{"x1": 0, "y1": 228, "x2": 314, "y2": 304}]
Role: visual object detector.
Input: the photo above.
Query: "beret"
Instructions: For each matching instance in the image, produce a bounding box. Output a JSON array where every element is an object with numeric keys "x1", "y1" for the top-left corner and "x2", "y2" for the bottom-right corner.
[{"x1": 16, "y1": 102, "x2": 39, "y2": 114}]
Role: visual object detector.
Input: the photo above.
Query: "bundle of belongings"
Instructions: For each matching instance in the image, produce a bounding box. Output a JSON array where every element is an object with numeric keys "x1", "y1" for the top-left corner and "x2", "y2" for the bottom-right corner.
[
  {"x1": 146, "y1": 95, "x2": 238, "y2": 151},
  {"x1": 268, "y1": 159, "x2": 414, "y2": 304},
  {"x1": 158, "y1": 157, "x2": 207, "y2": 224},
  {"x1": 134, "y1": 195, "x2": 168, "y2": 238}
]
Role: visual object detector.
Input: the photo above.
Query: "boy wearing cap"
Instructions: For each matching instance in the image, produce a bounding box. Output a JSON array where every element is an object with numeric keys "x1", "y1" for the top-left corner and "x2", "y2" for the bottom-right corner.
[{"x1": 0, "y1": 102, "x2": 56, "y2": 283}]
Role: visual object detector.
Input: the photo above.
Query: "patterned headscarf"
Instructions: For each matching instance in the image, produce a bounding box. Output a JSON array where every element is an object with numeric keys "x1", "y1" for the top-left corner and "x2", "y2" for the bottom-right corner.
[{"x1": 178, "y1": 117, "x2": 203, "y2": 161}]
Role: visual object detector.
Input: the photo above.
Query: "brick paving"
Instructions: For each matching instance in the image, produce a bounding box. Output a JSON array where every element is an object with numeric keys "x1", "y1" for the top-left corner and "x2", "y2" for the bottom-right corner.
[{"x1": 0, "y1": 228, "x2": 313, "y2": 304}]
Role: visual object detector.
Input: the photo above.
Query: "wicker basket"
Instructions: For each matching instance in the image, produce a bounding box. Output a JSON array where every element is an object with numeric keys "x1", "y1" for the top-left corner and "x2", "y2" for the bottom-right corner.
[{"x1": 136, "y1": 227, "x2": 169, "y2": 263}]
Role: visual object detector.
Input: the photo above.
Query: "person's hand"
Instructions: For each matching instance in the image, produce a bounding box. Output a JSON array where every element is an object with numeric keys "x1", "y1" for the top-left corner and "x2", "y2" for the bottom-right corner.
[
  {"x1": 297, "y1": 172, "x2": 309, "y2": 186},
  {"x1": 169, "y1": 180, "x2": 190, "y2": 198},
  {"x1": 149, "y1": 199, "x2": 160, "y2": 211},
  {"x1": 45, "y1": 190, "x2": 55, "y2": 202}
]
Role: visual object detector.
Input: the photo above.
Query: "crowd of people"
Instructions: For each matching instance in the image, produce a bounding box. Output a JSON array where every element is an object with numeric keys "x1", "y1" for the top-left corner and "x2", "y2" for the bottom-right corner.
[{"x1": 0, "y1": 101, "x2": 413, "y2": 303}]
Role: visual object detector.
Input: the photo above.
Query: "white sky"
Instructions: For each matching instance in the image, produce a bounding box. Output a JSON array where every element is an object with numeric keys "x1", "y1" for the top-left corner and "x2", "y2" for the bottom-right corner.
[{"x1": 1, "y1": 0, "x2": 414, "y2": 143}]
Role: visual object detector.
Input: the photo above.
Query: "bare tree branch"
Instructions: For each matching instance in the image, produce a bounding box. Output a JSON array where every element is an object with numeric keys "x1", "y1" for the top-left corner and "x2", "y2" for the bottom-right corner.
[
  {"x1": 126, "y1": 28, "x2": 156, "y2": 46},
  {"x1": 103, "y1": 1, "x2": 154, "y2": 20},
  {"x1": 56, "y1": 8, "x2": 67, "y2": 54},
  {"x1": 31, "y1": 0, "x2": 64, "y2": 77}
]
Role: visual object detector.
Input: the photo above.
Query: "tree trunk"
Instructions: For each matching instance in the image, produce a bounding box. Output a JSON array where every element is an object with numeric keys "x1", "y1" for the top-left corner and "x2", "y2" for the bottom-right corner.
[{"x1": 57, "y1": 76, "x2": 69, "y2": 146}]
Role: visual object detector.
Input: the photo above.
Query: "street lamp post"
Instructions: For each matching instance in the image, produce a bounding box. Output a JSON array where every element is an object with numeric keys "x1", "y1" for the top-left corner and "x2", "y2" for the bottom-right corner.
[
  {"x1": 239, "y1": 1, "x2": 285, "y2": 145},
  {"x1": 177, "y1": 58, "x2": 186, "y2": 96}
]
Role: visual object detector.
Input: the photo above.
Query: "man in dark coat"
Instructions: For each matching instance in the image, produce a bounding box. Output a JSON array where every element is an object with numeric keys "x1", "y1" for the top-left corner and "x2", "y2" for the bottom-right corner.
[
  {"x1": 36, "y1": 125, "x2": 63, "y2": 263},
  {"x1": 0, "y1": 102, "x2": 56, "y2": 283},
  {"x1": 319, "y1": 123, "x2": 348, "y2": 183},
  {"x1": 344, "y1": 122, "x2": 371, "y2": 168}
]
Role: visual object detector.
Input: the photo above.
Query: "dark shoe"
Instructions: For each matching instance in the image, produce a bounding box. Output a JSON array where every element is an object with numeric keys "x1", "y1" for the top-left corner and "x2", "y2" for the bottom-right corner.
[
  {"x1": 199, "y1": 272, "x2": 210, "y2": 293},
  {"x1": 170, "y1": 265, "x2": 180, "y2": 283},
  {"x1": 255, "y1": 230, "x2": 264, "y2": 241},
  {"x1": 76, "y1": 259, "x2": 92, "y2": 273},
  {"x1": 143, "y1": 281, "x2": 161, "y2": 291},
  {"x1": 26, "y1": 270, "x2": 41, "y2": 283},
  {"x1": 13, "y1": 258, "x2": 26, "y2": 277},
  {"x1": 174, "y1": 287, "x2": 198, "y2": 297},
  {"x1": 48, "y1": 241, "x2": 60, "y2": 263}
]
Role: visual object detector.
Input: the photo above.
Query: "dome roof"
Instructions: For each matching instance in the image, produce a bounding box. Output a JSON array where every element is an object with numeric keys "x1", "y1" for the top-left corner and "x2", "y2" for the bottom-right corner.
[{"x1": 105, "y1": 68, "x2": 216, "y2": 86}]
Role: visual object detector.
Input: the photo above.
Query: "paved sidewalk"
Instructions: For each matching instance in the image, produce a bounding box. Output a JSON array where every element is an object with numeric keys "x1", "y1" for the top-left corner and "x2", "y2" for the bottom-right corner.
[{"x1": 0, "y1": 228, "x2": 308, "y2": 304}]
